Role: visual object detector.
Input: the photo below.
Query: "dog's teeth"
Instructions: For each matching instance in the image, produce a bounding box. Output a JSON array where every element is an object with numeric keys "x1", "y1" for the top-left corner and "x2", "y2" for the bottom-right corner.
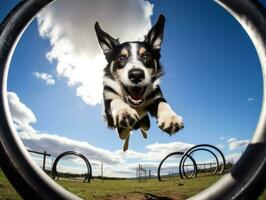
[{"x1": 128, "y1": 95, "x2": 143, "y2": 105}]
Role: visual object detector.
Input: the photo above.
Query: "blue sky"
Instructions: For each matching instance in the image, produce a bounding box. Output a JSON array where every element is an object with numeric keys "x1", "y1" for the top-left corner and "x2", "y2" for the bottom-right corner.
[{"x1": 1, "y1": 0, "x2": 265, "y2": 177}]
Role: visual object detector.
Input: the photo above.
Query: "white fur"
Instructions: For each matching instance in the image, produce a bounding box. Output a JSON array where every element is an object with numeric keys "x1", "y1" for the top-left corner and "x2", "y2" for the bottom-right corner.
[
  {"x1": 153, "y1": 59, "x2": 158, "y2": 75},
  {"x1": 157, "y1": 102, "x2": 184, "y2": 134},
  {"x1": 103, "y1": 77, "x2": 123, "y2": 97},
  {"x1": 120, "y1": 66, "x2": 132, "y2": 86},
  {"x1": 119, "y1": 43, "x2": 151, "y2": 87},
  {"x1": 153, "y1": 78, "x2": 161, "y2": 89},
  {"x1": 110, "y1": 99, "x2": 139, "y2": 127},
  {"x1": 110, "y1": 61, "x2": 115, "y2": 74},
  {"x1": 131, "y1": 43, "x2": 138, "y2": 61},
  {"x1": 153, "y1": 38, "x2": 162, "y2": 49},
  {"x1": 104, "y1": 91, "x2": 121, "y2": 100},
  {"x1": 101, "y1": 44, "x2": 111, "y2": 54}
]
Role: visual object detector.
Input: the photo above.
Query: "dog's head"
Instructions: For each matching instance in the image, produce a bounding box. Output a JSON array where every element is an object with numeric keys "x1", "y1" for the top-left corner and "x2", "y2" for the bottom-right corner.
[{"x1": 95, "y1": 15, "x2": 165, "y2": 107}]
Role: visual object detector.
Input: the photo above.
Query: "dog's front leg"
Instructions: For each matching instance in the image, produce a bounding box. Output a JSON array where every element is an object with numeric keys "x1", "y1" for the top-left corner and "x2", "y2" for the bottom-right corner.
[
  {"x1": 110, "y1": 99, "x2": 139, "y2": 151},
  {"x1": 157, "y1": 102, "x2": 184, "y2": 135},
  {"x1": 111, "y1": 99, "x2": 139, "y2": 129}
]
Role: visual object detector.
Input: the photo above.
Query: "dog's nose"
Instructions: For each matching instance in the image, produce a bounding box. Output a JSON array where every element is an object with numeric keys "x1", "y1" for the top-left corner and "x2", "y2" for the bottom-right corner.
[{"x1": 128, "y1": 69, "x2": 145, "y2": 84}]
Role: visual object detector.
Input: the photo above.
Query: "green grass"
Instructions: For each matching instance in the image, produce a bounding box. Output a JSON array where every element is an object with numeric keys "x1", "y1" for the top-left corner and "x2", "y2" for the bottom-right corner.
[
  {"x1": 0, "y1": 169, "x2": 265, "y2": 200},
  {"x1": 0, "y1": 170, "x2": 22, "y2": 200},
  {"x1": 55, "y1": 176, "x2": 219, "y2": 200}
]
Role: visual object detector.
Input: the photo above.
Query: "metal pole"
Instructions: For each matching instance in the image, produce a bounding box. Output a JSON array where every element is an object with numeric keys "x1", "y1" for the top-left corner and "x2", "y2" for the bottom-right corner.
[
  {"x1": 43, "y1": 151, "x2": 47, "y2": 171},
  {"x1": 101, "y1": 162, "x2": 103, "y2": 183}
]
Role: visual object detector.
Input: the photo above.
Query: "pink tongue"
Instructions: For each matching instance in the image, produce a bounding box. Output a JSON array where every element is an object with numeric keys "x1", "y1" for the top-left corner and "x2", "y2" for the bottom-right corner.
[{"x1": 130, "y1": 94, "x2": 143, "y2": 101}]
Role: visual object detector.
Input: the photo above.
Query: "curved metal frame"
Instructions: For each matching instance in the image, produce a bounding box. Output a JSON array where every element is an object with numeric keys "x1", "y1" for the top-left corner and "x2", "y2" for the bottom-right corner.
[
  {"x1": 51, "y1": 151, "x2": 92, "y2": 183},
  {"x1": 179, "y1": 144, "x2": 226, "y2": 180},
  {"x1": 180, "y1": 146, "x2": 225, "y2": 179},
  {"x1": 0, "y1": 0, "x2": 266, "y2": 199},
  {"x1": 180, "y1": 148, "x2": 220, "y2": 179},
  {"x1": 187, "y1": 148, "x2": 219, "y2": 175},
  {"x1": 157, "y1": 152, "x2": 197, "y2": 182},
  {"x1": 157, "y1": 145, "x2": 224, "y2": 181}
]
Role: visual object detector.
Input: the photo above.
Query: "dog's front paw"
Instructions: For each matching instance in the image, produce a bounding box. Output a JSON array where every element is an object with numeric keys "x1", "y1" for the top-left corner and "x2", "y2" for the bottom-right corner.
[
  {"x1": 113, "y1": 106, "x2": 139, "y2": 128},
  {"x1": 157, "y1": 111, "x2": 184, "y2": 135}
]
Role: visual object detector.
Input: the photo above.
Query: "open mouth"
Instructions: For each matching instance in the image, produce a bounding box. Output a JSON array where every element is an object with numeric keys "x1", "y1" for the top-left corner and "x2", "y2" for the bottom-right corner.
[{"x1": 123, "y1": 85, "x2": 147, "y2": 106}]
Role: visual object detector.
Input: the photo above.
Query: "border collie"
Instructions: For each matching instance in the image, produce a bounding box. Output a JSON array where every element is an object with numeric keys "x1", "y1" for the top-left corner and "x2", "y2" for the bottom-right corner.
[{"x1": 95, "y1": 15, "x2": 184, "y2": 151}]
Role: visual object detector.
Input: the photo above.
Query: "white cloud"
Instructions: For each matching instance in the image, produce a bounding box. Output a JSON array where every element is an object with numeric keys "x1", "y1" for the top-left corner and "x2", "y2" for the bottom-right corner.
[
  {"x1": 125, "y1": 161, "x2": 179, "y2": 175},
  {"x1": 227, "y1": 137, "x2": 237, "y2": 143},
  {"x1": 227, "y1": 137, "x2": 249, "y2": 150},
  {"x1": 228, "y1": 139, "x2": 249, "y2": 150},
  {"x1": 219, "y1": 136, "x2": 225, "y2": 140},
  {"x1": 28, "y1": 154, "x2": 53, "y2": 170},
  {"x1": 199, "y1": 152, "x2": 243, "y2": 166},
  {"x1": 7, "y1": 91, "x2": 201, "y2": 177},
  {"x1": 146, "y1": 141, "x2": 194, "y2": 156},
  {"x1": 216, "y1": 144, "x2": 224, "y2": 149},
  {"x1": 56, "y1": 165, "x2": 87, "y2": 174},
  {"x1": 247, "y1": 97, "x2": 254, "y2": 102},
  {"x1": 7, "y1": 92, "x2": 36, "y2": 130},
  {"x1": 7, "y1": 91, "x2": 123, "y2": 166},
  {"x1": 143, "y1": 141, "x2": 192, "y2": 162},
  {"x1": 33, "y1": 72, "x2": 55, "y2": 85},
  {"x1": 115, "y1": 141, "x2": 194, "y2": 162},
  {"x1": 114, "y1": 149, "x2": 147, "y2": 160},
  {"x1": 225, "y1": 153, "x2": 242, "y2": 164},
  {"x1": 7, "y1": 93, "x2": 249, "y2": 177},
  {"x1": 22, "y1": 131, "x2": 195, "y2": 177},
  {"x1": 37, "y1": 0, "x2": 154, "y2": 105},
  {"x1": 20, "y1": 130, "x2": 123, "y2": 165}
]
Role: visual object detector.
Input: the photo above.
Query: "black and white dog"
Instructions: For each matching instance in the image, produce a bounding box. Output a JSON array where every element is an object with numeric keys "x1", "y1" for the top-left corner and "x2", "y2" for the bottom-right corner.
[{"x1": 95, "y1": 15, "x2": 184, "y2": 151}]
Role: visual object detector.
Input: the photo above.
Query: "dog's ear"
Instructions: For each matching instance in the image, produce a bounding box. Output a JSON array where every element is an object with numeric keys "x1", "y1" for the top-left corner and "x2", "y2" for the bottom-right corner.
[
  {"x1": 145, "y1": 14, "x2": 165, "y2": 50},
  {"x1": 95, "y1": 22, "x2": 120, "y2": 54}
]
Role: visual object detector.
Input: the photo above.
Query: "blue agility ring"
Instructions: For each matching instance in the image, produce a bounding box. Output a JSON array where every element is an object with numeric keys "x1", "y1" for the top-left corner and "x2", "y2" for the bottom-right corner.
[{"x1": 0, "y1": 0, "x2": 266, "y2": 199}]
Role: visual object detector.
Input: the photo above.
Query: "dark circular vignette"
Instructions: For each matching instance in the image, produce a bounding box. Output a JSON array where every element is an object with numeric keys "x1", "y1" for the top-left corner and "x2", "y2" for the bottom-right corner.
[{"x1": 0, "y1": 0, "x2": 266, "y2": 199}]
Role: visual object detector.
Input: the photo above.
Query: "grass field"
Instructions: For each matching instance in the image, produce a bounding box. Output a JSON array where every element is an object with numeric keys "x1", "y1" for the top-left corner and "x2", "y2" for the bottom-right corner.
[{"x1": 0, "y1": 169, "x2": 265, "y2": 200}]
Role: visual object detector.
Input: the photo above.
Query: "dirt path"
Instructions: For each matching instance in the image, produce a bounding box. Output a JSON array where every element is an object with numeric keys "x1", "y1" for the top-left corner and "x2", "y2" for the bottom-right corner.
[{"x1": 102, "y1": 191, "x2": 186, "y2": 200}]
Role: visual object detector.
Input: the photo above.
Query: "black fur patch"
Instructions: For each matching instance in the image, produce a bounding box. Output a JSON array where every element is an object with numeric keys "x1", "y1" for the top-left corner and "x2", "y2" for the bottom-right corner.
[
  {"x1": 146, "y1": 97, "x2": 167, "y2": 117},
  {"x1": 103, "y1": 85, "x2": 119, "y2": 96},
  {"x1": 133, "y1": 114, "x2": 150, "y2": 130},
  {"x1": 103, "y1": 99, "x2": 114, "y2": 127}
]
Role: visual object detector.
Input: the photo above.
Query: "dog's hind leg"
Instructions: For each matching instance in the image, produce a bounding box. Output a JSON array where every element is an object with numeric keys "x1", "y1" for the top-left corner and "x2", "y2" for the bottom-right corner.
[
  {"x1": 117, "y1": 127, "x2": 131, "y2": 151},
  {"x1": 123, "y1": 135, "x2": 130, "y2": 152},
  {"x1": 117, "y1": 127, "x2": 130, "y2": 140},
  {"x1": 140, "y1": 128, "x2": 148, "y2": 139},
  {"x1": 133, "y1": 115, "x2": 150, "y2": 139}
]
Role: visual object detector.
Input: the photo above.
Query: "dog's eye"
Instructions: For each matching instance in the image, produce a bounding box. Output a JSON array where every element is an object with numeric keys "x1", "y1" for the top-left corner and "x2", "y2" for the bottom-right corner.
[
  {"x1": 118, "y1": 55, "x2": 126, "y2": 62},
  {"x1": 143, "y1": 53, "x2": 151, "y2": 61}
]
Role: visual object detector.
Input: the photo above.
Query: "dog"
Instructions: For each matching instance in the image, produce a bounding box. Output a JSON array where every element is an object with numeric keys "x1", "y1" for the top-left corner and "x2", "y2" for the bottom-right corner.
[{"x1": 95, "y1": 14, "x2": 184, "y2": 151}]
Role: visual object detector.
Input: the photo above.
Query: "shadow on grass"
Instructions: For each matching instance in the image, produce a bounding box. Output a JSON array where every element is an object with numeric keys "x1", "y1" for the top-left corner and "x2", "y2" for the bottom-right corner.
[{"x1": 144, "y1": 192, "x2": 174, "y2": 200}]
